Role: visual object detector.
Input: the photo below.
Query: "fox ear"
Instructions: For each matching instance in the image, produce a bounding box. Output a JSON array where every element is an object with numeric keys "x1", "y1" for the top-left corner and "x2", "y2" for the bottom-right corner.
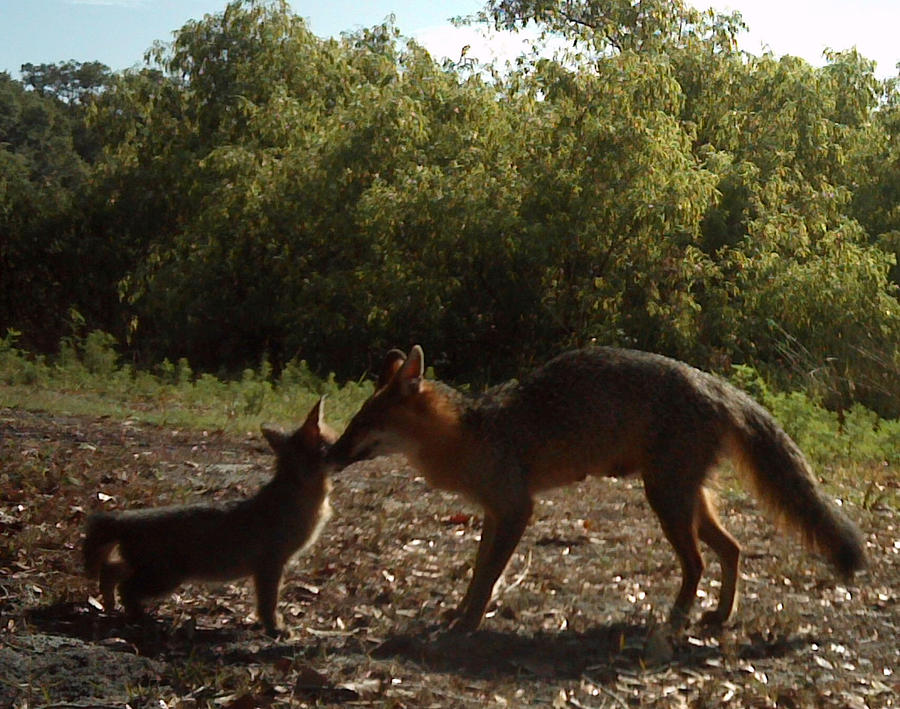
[
  {"x1": 397, "y1": 345, "x2": 425, "y2": 395},
  {"x1": 298, "y1": 397, "x2": 325, "y2": 446},
  {"x1": 261, "y1": 425, "x2": 288, "y2": 453},
  {"x1": 377, "y1": 349, "x2": 407, "y2": 389}
]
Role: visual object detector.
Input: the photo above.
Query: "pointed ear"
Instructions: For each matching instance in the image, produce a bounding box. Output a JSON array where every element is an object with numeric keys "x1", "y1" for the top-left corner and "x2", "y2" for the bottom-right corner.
[
  {"x1": 297, "y1": 396, "x2": 325, "y2": 447},
  {"x1": 261, "y1": 424, "x2": 288, "y2": 453},
  {"x1": 397, "y1": 345, "x2": 425, "y2": 395},
  {"x1": 377, "y1": 348, "x2": 407, "y2": 389}
]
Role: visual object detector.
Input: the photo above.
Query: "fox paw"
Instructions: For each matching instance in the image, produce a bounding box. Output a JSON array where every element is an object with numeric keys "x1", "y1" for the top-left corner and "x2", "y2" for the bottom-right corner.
[
  {"x1": 699, "y1": 610, "x2": 728, "y2": 627},
  {"x1": 440, "y1": 604, "x2": 464, "y2": 624},
  {"x1": 260, "y1": 619, "x2": 287, "y2": 638},
  {"x1": 666, "y1": 607, "x2": 690, "y2": 633},
  {"x1": 447, "y1": 614, "x2": 481, "y2": 634}
]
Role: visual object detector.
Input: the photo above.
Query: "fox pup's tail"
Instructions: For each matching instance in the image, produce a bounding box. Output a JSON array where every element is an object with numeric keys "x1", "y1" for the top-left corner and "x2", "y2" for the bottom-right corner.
[
  {"x1": 83, "y1": 512, "x2": 119, "y2": 578},
  {"x1": 727, "y1": 396, "x2": 866, "y2": 578}
]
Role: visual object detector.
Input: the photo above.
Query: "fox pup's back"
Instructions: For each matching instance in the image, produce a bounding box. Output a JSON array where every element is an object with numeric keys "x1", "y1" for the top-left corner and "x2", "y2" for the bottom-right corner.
[
  {"x1": 83, "y1": 398, "x2": 335, "y2": 636},
  {"x1": 85, "y1": 495, "x2": 325, "y2": 583}
]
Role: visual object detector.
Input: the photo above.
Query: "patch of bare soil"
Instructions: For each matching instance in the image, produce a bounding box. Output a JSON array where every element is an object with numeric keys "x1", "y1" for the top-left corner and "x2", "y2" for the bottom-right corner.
[{"x1": 1, "y1": 406, "x2": 897, "y2": 707}]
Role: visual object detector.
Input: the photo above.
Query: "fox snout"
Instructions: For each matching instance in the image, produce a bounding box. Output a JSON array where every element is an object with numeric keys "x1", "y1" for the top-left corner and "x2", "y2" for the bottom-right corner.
[
  {"x1": 326, "y1": 433, "x2": 374, "y2": 469},
  {"x1": 327, "y1": 345, "x2": 425, "y2": 469}
]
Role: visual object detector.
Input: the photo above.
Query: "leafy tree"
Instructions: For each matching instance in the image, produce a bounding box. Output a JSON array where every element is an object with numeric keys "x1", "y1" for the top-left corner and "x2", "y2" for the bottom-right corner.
[
  {"x1": 21, "y1": 60, "x2": 111, "y2": 104},
  {"x1": 478, "y1": 0, "x2": 899, "y2": 411},
  {"x1": 2, "y1": 0, "x2": 898, "y2": 416},
  {"x1": 850, "y1": 71, "x2": 900, "y2": 287},
  {"x1": 0, "y1": 72, "x2": 91, "y2": 350}
]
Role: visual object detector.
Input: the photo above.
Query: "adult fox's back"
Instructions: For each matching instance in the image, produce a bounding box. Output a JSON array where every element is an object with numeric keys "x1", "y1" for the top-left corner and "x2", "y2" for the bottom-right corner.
[
  {"x1": 501, "y1": 347, "x2": 865, "y2": 578},
  {"x1": 329, "y1": 345, "x2": 866, "y2": 631}
]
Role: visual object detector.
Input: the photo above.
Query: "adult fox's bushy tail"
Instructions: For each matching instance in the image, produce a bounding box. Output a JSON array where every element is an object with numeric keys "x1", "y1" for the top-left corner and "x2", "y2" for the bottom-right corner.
[{"x1": 728, "y1": 396, "x2": 866, "y2": 578}]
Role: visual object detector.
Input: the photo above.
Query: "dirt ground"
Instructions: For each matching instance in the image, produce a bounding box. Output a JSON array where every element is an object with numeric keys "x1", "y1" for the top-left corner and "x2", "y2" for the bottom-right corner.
[{"x1": 0, "y1": 406, "x2": 897, "y2": 707}]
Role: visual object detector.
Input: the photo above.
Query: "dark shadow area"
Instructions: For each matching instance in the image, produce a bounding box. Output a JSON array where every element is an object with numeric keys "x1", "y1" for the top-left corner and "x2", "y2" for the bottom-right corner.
[
  {"x1": 25, "y1": 600, "x2": 815, "y2": 681},
  {"x1": 24, "y1": 601, "x2": 263, "y2": 659},
  {"x1": 351, "y1": 620, "x2": 814, "y2": 680}
]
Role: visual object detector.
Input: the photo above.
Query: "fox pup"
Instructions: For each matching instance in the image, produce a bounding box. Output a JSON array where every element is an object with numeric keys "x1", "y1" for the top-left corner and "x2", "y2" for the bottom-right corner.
[
  {"x1": 83, "y1": 398, "x2": 335, "y2": 636},
  {"x1": 328, "y1": 346, "x2": 866, "y2": 632}
]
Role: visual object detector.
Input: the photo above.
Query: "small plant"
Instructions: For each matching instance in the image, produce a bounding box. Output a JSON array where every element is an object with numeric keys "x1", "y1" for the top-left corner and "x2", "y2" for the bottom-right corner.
[
  {"x1": 730, "y1": 364, "x2": 899, "y2": 468},
  {"x1": 0, "y1": 330, "x2": 47, "y2": 386},
  {"x1": 81, "y1": 330, "x2": 119, "y2": 376},
  {"x1": 0, "y1": 329, "x2": 372, "y2": 432}
]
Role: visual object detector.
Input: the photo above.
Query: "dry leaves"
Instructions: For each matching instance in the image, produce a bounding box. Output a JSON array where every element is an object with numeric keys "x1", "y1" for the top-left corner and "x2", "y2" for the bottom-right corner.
[{"x1": 1, "y1": 408, "x2": 898, "y2": 707}]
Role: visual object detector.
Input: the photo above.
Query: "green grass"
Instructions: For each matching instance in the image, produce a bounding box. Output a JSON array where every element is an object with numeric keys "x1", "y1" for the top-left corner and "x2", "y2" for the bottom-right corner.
[
  {"x1": 2, "y1": 327, "x2": 898, "y2": 471},
  {"x1": 0, "y1": 328, "x2": 373, "y2": 434}
]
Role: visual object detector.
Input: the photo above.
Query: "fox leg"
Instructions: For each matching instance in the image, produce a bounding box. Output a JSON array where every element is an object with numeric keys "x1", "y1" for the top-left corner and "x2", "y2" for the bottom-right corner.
[
  {"x1": 118, "y1": 569, "x2": 176, "y2": 623},
  {"x1": 643, "y1": 476, "x2": 705, "y2": 630},
  {"x1": 98, "y1": 559, "x2": 130, "y2": 611},
  {"x1": 445, "y1": 515, "x2": 498, "y2": 622},
  {"x1": 451, "y1": 498, "x2": 533, "y2": 633},
  {"x1": 118, "y1": 573, "x2": 151, "y2": 621},
  {"x1": 696, "y1": 487, "x2": 741, "y2": 625},
  {"x1": 254, "y1": 561, "x2": 284, "y2": 637}
]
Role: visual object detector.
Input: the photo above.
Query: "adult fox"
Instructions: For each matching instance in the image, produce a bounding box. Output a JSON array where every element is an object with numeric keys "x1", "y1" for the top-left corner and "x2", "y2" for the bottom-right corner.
[
  {"x1": 328, "y1": 346, "x2": 866, "y2": 632},
  {"x1": 83, "y1": 398, "x2": 335, "y2": 636}
]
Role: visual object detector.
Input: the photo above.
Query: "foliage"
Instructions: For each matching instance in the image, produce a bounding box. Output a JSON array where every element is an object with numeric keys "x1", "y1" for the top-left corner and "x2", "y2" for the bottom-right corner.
[
  {"x1": 0, "y1": 329, "x2": 372, "y2": 433},
  {"x1": 0, "y1": 0, "x2": 898, "y2": 415},
  {"x1": 20, "y1": 60, "x2": 112, "y2": 104},
  {"x1": 1, "y1": 329, "x2": 896, "y2": 467},
  {"x1": 0, "y1": 62, "x2": 118, "y2": 354},
  {"x1": 729, "y1": 364, "x2": 899, "y2": 467}
]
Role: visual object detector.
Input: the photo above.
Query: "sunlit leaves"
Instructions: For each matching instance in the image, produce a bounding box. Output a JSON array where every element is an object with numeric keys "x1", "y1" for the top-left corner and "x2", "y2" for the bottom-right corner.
[{"x1": 2, "y1": 0, "x2": 898, "y2": 414}]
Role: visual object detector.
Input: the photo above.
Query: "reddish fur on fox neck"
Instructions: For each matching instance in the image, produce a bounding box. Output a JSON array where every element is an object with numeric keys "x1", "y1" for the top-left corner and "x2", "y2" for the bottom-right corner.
[{"x1": 398, "y1": 382, "x2": 480, "y2": 494}]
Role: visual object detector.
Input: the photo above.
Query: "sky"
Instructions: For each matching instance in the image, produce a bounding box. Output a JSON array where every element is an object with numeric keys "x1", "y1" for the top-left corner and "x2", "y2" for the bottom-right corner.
[{"x1": 0, "y1": 0, "x2": 898, "y2": 80}]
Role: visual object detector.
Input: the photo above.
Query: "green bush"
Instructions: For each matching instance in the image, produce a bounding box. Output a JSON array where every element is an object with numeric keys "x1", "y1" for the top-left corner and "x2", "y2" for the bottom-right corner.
[
  {"x1": 0, "y1": 329, "x2": 895, "y2": 466},
  {"x1": 82, "y1": 330, "x2": 119, "y2": 376},
  {"x1": 0, "y1": 330, "x2": 371, "y2": 431},
  {"x1": 0, "y1": 330, "x2": 48, "y2": 386},
  {"x1": 730, "y1": 363, "x2": 898, "y2": 467}
]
